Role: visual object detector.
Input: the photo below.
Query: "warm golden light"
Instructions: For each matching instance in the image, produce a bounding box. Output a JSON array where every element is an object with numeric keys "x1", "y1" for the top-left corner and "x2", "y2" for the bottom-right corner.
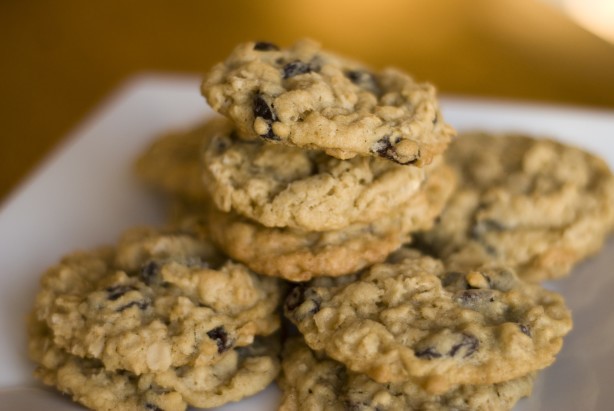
[{"x1": 547, "y1": 0, "x2": 614, "y2": 43}]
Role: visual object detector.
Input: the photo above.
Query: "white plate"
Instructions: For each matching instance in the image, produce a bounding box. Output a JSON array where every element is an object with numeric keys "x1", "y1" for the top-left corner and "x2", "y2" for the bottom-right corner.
[{"x1": 1, "y1": 75, "x2": 613, "y2": 410}]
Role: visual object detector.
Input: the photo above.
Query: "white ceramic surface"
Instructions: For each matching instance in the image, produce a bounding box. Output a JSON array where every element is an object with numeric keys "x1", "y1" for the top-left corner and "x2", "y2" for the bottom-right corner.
[{"x1": 1, "y1": 75, "x2": 613, "y2": 410}]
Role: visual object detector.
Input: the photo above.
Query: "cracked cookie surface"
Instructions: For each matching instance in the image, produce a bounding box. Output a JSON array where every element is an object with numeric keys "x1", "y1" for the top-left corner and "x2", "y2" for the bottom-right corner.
[
  {"x1": 182, "y1": 163, "x2": 455, "y2": 281},
  {"x1": 278, "y1": 338, "x2": 535, "y2": 411},
  {"x1": 33, "y1": 226, "x2": 281, "y2": 375},
  {"x1": 29, "y1": 319, "x2": 280, "y2": 411},
  {"x1": 202, "y1": 39, "x2": 455, "y2": 165},
  {"x1": 202, "y1": 129, "x2": 430, "y2": 231},
  {"x1": 418, "y1": 132, "x2": 614, "y2": 281},
  {"x1": 284, "y1": 249, "x2": 571, "y2": 393}
]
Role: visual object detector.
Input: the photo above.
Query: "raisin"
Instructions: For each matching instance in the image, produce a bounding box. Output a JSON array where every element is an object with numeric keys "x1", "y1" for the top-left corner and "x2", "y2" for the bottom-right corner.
[
  {"x1": 106, "y1": 285, "x2": 133, "y2": 301},
  {"x1": 213, "y1": 135, "x2": 231, "y2": 154},
  {"x1": 481, "y1": 268, "x2": 516, "y2": 291},
  {"x1": 415, "y1": 347, "x2": 443, "y2": 359},
  {"x1": 519, "y1": 324, "x2": 532, "y2": 337},
  {"x1": 441, "y1": 271, "x2": 469, "y2": 289},
  {"x1": 285, "y1": 284, "x2": 308, "y2": 312},
  {"x1": 372, "y1": 137, "x2": 393, "y2": 157},
  {"x1": 261, "y1": 127, "x2": 281, "y2": 141},
  {"x1": 482, "y1": 243, "x2": 498, "y2": 256},
  {"x1": 371, "y1": 137, "x2": 420, "y2": 165},
  {"x1": 116, "y1": 300, "x2": 149, "y2": 312},
  {"x1": 283, "y1": 60, "x2": 312, "y2": 78},
  {"x1": 253, "y1": 93, "x2": 280, "y2": 140},
  {"x1": 449, "y1": 334, "x2": 479, "y2": 358},
  {"x1": 343, "y1": 400, "x2": 371, "y2": 411},
  {"x1": 345, "y1": 70, "x2": 381, "y2": 95},
  {"x1": 345, "y1": 70, "x2": 362, "y2": 83},
  {"x1": 207, "y1": 326, "x2": 232, "y2": 353},
  {"x1": 456, "y1": 289, "x2": 496, "y2": 307},
  {"x1": 253, "y1": 41, "x2": 279, "y2": 51},
  {"x1": 145, "y1": 404, "x2": 163, "y2": 411},
  {"x1": 253, "y1": 94, "x2": 277, "y2": 122},
  {"x1": 285, "y1": 285, "x2": 321, "y2": 318},
  {"x1": 406, "y1": 236, "x2": 439, "y2": 258},
  {"x1": 470, "y1": 219, "x2": 506, "y2": 239},
  {"x1": 309, "y1": 298, "x2": 322, "y2": 315},
  {"x1": 140, "y1": 261, "x2": 159, "y2": 285},
  {"x1": 467, "y1": 218, "x2": 501, "y2": 256}
]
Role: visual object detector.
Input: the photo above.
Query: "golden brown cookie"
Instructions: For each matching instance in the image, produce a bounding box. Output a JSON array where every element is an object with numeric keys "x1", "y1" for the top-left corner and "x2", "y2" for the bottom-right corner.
[
  {"x1": 202, "y1": 128, "x2": 430, "y2": 231},
  {"x1": 202, "y1": 39, "x2": 455, "y2": 165},
  {"x1": 184, "y1": 163, "x2": 455, "y2": 281},
  {"x1": 29, "y1": 318, "x2": 280, "y2": 411},
  {"x1": 284, "y1": 249, "x2": 572, "y2": 393},
  {"x1": 418, "y1": 132, "x2": 614, "y2": 281},
  {"x1": 278, "y1": 337, "x2": 535, "y2": 411},
  {"x1": 135, "y1": 117, "x2": 231, "y2": 201},
  {"x1": 33, "y1": 226, "x2": 281, "y2": 375}
]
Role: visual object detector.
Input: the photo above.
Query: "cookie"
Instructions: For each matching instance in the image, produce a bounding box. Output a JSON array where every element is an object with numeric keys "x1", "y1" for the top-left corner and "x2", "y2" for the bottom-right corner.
[
  {"x1": 33, "y1": 226, "x2": 281, "y2": 375},
  {"x1": 29, "y1": 319, "x2": 280, "y2": 411},
  {"x1": 153, "y1": 334, "x2": 280, "y2": 409},
  {"x1": 202, "y1": 39, "x2": 455, "y2": 165},
  {"x1": 182, "y1": 163, "x2": 455, "y2": 281},
  {"x1": 284, "y1": 249, "x2": 572, "y2": 393},
  {"x1": 417, "y1": 132, "x2": 614, "y2": 281},
  {"x1": 135, "y1": 117, "x2": 232, "y2": 201},
  {"x1": 278, "y1": 338, "x2": 535, "y2": 411},
  {"x1": 202, "y1": 128, "x2": 430, "y2": 231}
]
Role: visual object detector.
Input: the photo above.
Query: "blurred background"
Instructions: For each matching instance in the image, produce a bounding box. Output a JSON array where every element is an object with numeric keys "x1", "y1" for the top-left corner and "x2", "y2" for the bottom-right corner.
[{"x1": 1, "y1": 0, "x2": 614, "y2": 201}]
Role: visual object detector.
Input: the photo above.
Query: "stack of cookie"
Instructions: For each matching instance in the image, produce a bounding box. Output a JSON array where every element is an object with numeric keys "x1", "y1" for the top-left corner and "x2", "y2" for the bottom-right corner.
[
  {"x1": 29, "y1": 226, "x2": 283, "y2": 410},
  {"x1": 194, "y1": 39, "x2": 457, "y2": 282},
  {"x1": 282, "y1": 251, "x2": 572, "y2": 409},
  {"x1": 194, "y1": 39, "x2": 591, "y2": 410},
  {"x1": 279, "y1": 129, "x2": 614, "y2": 410},
  {"x1": 28, "y1": 38, "x2": 614, "y2": 411}
]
